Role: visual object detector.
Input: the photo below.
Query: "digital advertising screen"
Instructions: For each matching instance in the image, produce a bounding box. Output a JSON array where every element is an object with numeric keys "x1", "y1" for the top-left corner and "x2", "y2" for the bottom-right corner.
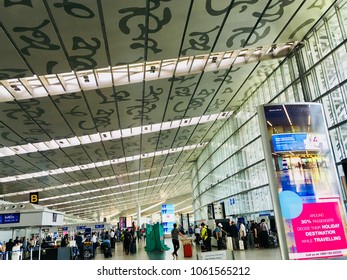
[
  {"x1": 119, "y1": 217, "x2": 126, "y2": 229},
  {"x1": 258, "y1": 103, "x2": 347, "y2": 260}
]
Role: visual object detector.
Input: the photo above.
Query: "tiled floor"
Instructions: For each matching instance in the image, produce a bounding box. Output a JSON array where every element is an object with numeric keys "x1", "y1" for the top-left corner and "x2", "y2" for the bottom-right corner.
[{"x1": 93, "y1": 239, "x2": 282, "y2": 261}]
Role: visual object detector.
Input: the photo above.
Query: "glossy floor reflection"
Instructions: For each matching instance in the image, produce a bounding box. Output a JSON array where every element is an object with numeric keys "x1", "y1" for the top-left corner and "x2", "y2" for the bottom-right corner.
[{"x1": 93, "y1": 239, "x2": 282, "y2": 261}]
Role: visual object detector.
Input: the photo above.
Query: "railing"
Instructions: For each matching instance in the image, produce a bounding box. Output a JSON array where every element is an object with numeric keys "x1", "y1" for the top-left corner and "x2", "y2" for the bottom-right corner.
[{"x1": 0, "y1": 246, "x2": 44, "y2": 260}]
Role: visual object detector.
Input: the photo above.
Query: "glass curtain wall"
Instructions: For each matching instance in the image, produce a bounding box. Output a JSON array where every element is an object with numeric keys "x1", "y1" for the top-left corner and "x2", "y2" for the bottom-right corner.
[{"x1": 192, "y1": 0, "x2": 347, "y2": 223}]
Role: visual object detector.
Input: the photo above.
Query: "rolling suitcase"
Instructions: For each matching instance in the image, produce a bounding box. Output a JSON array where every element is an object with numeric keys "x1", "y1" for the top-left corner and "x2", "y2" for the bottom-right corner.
[{"x1": 183, "y1": 243, "x2": 192, "y2": 257}]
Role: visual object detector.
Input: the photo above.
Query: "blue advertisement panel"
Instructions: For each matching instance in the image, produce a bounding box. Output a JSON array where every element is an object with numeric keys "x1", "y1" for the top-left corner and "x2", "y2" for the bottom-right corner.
[
  {"x1": 2, "y1": 213, "x2": 20, "y2": 224},
  {"x1": 259, "y1": 103, "x2": 347, "y2": 260}
]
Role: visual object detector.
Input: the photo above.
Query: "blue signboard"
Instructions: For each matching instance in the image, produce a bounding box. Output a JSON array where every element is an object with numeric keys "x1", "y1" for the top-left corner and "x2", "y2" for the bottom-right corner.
[
  {"x1": 62, "y1": 227, "x2": 68, "y2": 231},
  {"x1": 0, "y1": 213, "x2": 20, "y2": 224},
  {"x1": 76, "y1": 226, "x2": 86, "y2": 230},
  {"x1": 161, "y1": 204, "x2": 174, "y2": 214},
  {"x1": 95, "y1": 224, "x2": 104, "y2": 229},
  {"x1": 230, "y1": 198, "x2": 235, "y2": 205},
  {"x1": 161, "y1": 204, "x2": 174, "y2": 210}
]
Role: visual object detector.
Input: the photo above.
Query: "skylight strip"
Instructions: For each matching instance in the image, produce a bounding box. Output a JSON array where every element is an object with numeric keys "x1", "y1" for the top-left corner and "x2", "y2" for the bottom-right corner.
[
  {"x1": 0, "y1": 162, "x2": 185, "y2": 199},
  {"x1": 0, "y1": 42, "x2": 300, "y2": 103},
  {"x1": 67, "y1": 197, "x2": 160, "y2": 216},
  {"x1": 0, "y1": 143, "x2": 203, "y2": 183},
  {"x1": 0, "y1": 112, "x2": 229, "y2": 158},
  {"x1": 64, "y1": 194, "x2": 166, "y2": 214},
  {"x1": 46, "y1": 182, "x2": 176, "y2": 209},
  {"x1": 38, "y1": 175, "x2": 185, "y2": 203}
]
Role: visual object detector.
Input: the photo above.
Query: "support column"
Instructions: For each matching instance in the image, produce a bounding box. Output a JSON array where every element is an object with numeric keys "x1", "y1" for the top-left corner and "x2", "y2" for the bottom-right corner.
[{"x1": 137, "y1": 206, "x2": 141, "y2": 228}]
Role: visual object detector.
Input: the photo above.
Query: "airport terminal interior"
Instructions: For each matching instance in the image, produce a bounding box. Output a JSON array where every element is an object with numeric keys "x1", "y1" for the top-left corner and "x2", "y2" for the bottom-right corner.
[{"x1": 1, "y1": 0, "x2": 347, "y2": 260}]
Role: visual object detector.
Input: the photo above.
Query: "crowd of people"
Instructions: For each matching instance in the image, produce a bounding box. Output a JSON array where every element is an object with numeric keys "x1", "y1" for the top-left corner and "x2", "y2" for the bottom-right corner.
[
  {"x1": 0, "y1": 225, "x2": 147, "y2": 260},
  {"x1": 0, "y1": 220, "x2": 275, "y2": 260},
  {"x1": 192, "y1": 218, "x2": 274, "y2": 252}
]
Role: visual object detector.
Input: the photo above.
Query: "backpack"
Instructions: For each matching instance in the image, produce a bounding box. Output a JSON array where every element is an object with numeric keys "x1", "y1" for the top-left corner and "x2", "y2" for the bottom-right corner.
[
  {"x1": 212, "y1": 229, "x2": 217, "y2": 239},
  {"x1": 207, "y1": 228, "x2": 212, "y2": 238}
]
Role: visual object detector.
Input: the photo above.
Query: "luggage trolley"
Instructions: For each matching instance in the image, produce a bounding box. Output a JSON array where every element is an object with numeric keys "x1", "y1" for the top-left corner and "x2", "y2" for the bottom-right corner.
[{"x1": 82, "y1": 241, "x2": 93, "y2": 260}]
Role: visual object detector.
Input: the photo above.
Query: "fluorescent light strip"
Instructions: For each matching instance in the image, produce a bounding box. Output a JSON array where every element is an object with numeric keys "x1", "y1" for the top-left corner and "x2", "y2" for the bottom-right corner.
[
  {"x1": 0, "y1": 162, "x2": 188, "y2": 199},
  {"x1": 0, "y1": 112, "x2": 230, "y2": 158},
  {"x1": 0, "y1": 42, "x2": 299, "y2": 103},
  {"x1": 282, "y1": 105, "x2": 292, "y2": 126},
  {"x1": 38, "y1": 175, "x2": 186, "y2": 203},
  {"x1": 175, "y1": 205, "x2": 193, "y2": 212},
  {"x1": 71, "y1": 198, "x2": 166, "y2": 217},
  {"x1": 44, "y1": 179, "x2": 185, "y2": 208},
  {"x1": 63, "y1": 193, "x2": 165, "y2": 214},
  {"x1": 0, "y1": 142, "x2": 206, "y2": 183},
  {"x1": 129, "y1": 199, "x2": 191, "y2": 217}
]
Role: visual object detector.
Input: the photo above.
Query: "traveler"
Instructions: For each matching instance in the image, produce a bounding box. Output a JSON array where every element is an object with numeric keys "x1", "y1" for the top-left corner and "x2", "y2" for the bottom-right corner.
[
  {"x1": 110, "y1": 229, "x2": 116, "y2": 249},
  {"x1": 123, "y1": 229, "x2": 132, "y2": 255},
  {"x1": 103, "y1": 231, "x2": 112, "y2": 257},
  {"x1": 259, "y1": 219, "x2": 270, "y2": 248},
  {"x1": 61, "y1": 234, "x2": 69, "y2": 247},
  {"x1": 75, "y1": 232, "x2": 83, "y2": 259},
  {"x1": 5, "y1": 239, "x2": 14, "y2": 260},
  {"x1": 200, "y1": 223, "x2": 212, "y2": 251},
  {"x1": 171, "y1": 223, "x2": 184, "y2": 259},
  {"x1": 194, "y1": 225, "x2": 201, "y2": 245},
  {"x1": 12, "y1": 240, "x2": 21, "y2": 260},
  {"x1": 215, "y1": 223, "x2": 226, "y2": 250},
  {"x1": 92, "y1": 232, "x2": 98, "y2": 258},
  {"x1": 249, "y1": 220, "x2": 258, "y2": 249},
  {"x1": 229, "y1": 221, "x2": 239, "y2": 250},
  {"x1": 238, "y1": 220, "x2": 247, "y2": 249}
]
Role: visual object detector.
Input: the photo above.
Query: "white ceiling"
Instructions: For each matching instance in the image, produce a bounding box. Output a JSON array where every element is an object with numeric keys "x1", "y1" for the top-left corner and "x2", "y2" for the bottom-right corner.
[{"x1": 0, "y1": 0, "x2": 335, "y2": 221}]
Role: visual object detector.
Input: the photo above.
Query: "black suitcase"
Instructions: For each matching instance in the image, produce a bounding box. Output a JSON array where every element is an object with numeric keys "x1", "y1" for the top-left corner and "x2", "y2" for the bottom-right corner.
[{"x1": 130, "y1": 242, "x2": 136, "y2": 254}]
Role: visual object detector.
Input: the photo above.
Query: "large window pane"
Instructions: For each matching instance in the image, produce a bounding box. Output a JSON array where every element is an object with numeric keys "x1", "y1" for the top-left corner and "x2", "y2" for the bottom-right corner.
[
  {"x1": 329, "y1": 128, "x2": 344, "y2": 161},
  {"x1": 339, "y1": 1, "x2": 347, "y2": 35},
  {"x1": 315, "y1": 64, "x2": 328, "y2": 93},
  {"x1": 331, "y1": 88, "x2": 347, "y2": 123},
  {"x1": 335, "y1": 44, "x2": 347, "y2": 82},
  {"x1": 339, "y1": 124, "x2": 347, "y2": 158},
  {"x1": 323, "y1": 54, "x2": 338, "y2": 89},
  {"x1": 282, "y1": 62, "x2": 291, "y2": 87},
  {"x1": 317, "y1": 23, "x2": 331, "y2": 57},
  {"x1": 320, "y1": 95, "x2": 335, "y2": 126},
  {"x1": 327, "y1": 13, "x2": 343, "y2": 48},
  {"x1": 307, "y1": 35, "x2": 320, "y2": 65}
]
